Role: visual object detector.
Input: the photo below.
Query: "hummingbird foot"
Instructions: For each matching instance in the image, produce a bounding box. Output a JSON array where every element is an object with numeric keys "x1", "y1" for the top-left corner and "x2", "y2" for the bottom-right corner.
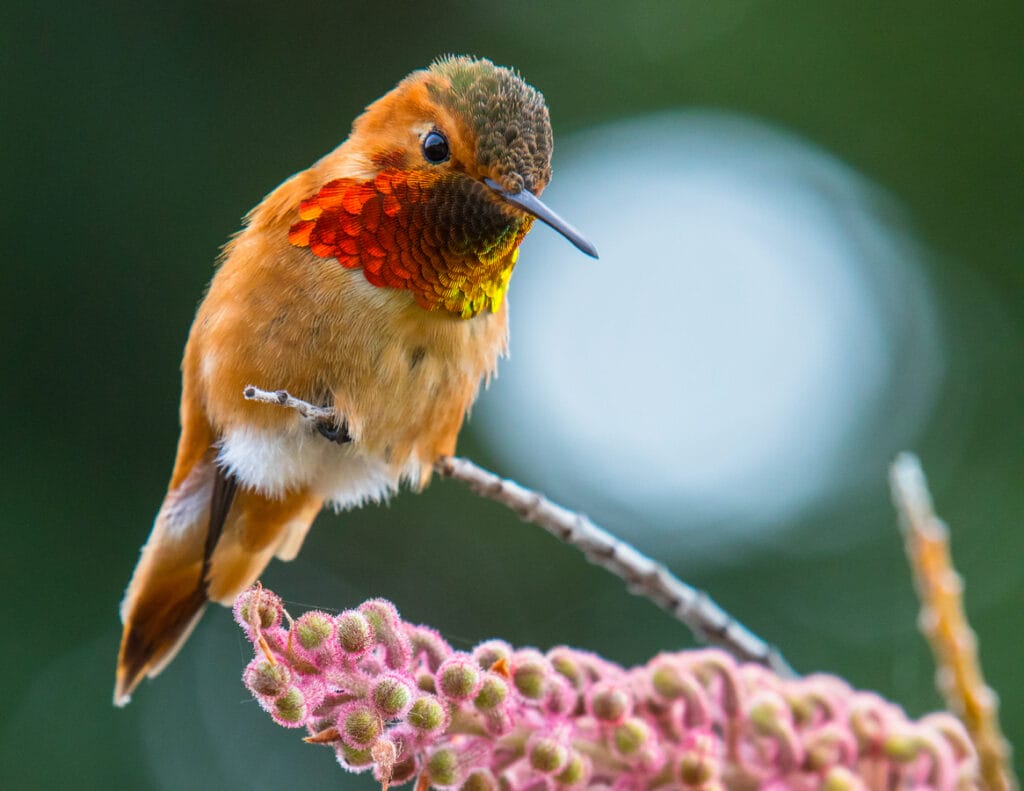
[{"x1": 316, "y1": 418, "x2": 352, "y2": 445}]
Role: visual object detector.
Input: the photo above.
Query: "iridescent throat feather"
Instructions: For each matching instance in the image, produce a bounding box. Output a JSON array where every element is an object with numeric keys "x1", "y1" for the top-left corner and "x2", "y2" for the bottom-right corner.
[{"x1": 289, "y1": 170, "x2": 531, "y2": 318}]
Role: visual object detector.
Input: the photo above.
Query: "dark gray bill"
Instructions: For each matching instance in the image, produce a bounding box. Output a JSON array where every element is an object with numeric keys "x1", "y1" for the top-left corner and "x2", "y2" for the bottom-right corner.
[{"x1": 484, "y1": 177, "x2": 599, "y2": 259}]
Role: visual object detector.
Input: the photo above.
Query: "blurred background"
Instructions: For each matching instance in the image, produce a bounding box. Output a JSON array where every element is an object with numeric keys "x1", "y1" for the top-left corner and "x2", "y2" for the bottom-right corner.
[{"x1": 3, "y1": 1, "x2": 1021, "y2": 787}]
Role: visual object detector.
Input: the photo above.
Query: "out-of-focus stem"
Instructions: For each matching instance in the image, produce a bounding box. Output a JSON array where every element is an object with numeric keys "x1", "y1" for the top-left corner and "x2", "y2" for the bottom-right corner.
[{"x1": 889, "y1": 453, "x2": 1016, "y2": 791}]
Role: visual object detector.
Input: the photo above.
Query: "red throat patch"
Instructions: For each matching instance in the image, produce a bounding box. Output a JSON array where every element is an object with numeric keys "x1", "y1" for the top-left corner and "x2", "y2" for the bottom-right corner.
[{"x1": 288, "y1": 170, "x2": 530, "y2": 318}]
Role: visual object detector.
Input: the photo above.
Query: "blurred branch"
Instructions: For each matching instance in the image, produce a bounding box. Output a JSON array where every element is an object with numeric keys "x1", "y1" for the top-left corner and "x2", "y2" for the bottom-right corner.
[
  {"x1": 890, "y1": 453, "x2": 1017, "y2": 791},
  {"x1": 242, "y1": 384, "x2": 795, "y2": 678}
]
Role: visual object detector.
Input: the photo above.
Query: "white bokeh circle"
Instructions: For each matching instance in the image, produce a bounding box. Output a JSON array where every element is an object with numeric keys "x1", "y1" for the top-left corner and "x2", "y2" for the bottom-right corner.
[{"x1": 475, "y1": 111, "x2": 942, "y2": 560}]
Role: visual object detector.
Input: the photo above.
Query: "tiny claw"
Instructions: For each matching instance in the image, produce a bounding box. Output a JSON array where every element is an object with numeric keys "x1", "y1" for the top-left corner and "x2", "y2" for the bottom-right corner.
[{"x1": 317, "y1": 419, "x2": 352, "y2": 444}]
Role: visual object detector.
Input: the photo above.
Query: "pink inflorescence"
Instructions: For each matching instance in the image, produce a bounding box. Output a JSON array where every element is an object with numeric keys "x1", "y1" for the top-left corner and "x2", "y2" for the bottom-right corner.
[{"x1": 234, "y1": 586, "x2": 980, "y2": 790}]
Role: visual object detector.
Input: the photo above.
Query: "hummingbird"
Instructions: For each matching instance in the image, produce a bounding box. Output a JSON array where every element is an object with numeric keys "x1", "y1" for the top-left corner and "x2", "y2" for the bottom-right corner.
[{"x1": 115, "y1": 56, "x2": 597, "y2": 705}]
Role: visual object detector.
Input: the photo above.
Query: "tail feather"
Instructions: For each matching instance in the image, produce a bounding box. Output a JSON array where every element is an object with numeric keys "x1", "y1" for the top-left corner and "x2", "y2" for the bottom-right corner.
[{"x1": 115, "y1": 454, "x2": 322, "y2": 706}]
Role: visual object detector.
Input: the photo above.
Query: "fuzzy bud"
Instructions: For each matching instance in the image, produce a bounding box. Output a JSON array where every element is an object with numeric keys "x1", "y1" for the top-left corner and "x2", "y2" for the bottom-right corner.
[
  {"x1": 371, "y1": 673, "x2": 414, "y2": 719},
  {"x1": 528, "y1": 735, "x2": 569, "y2": 774},
  {"x1": 339, "y1": 703, "x2": 382, "y2": 748},
  {"x1": 822, "y1": 766, "x2": 868, "y2": 791},
  {"x1": 460, "y1": 769, "x2": 498, "y2": 791},
  {"x1": 555, "y1": 751, "x2": 589, "y2": 786},
  {"x1": 437, "y1": 656, "x2": 483, "y2": 702},
  {"x1": 272, "y1": 686, "x2": 307, "y2": 727},
  {"x1": 427, "y1": 747, "x2": 460, "y2": 787},
  {"x1": 511, "y1": 650, "x2": 549, "y2": 700},
  {"x1": 588, "y1": 682, "x2": 632, "y2": 724},
  {"x1": 650, "y1": 659, "x2": 686, "y2": 700},
  {"x1": 336, "y1": 743, "x2": 374, "y2": 770},
  {"x1": 335, "y1": 609, "x2": 374, "y2": 657},
  {"x1": 548, "y1": 647, "x2": 583, "y2": 689},
  {"x1": 407, "y1": 624, "x2": 452, "y2": 672},
  {"x1": 359, "y1": 598, "x2": 412, "y2": 669},
  {"x1": 233, "y1": 587, "x2": 282, "y2": 634},
  {"x1": 243, "y1": 658, "x2": 291, "y2": 699},
  {"x1": 407, "y1": 694, "x2": 448, "y2": 734},
  {"x1": 613, "y1": 717, "x2": 651, "y2": 756},
  {"x1": 473, "y1": 673, "x2": 509, "y2": 712},
  {"x1": 473, "y1": 640, "x2": 512, "y2": 671}
]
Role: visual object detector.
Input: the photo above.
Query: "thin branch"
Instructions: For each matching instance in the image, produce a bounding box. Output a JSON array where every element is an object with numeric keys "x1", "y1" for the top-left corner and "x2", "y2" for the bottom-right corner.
[
  {"x1": 241, "y1": 385, "x2": 795, "y2": 678},
  {"x1": 436, "y1": 456, "x2": 796, "y2": 678},
  {"x1": 890, "y1": 453, "x2": 1016, "y2": 791},
  {"x1": 244, "y1": 385, "x2": 335, "y2": 422}
]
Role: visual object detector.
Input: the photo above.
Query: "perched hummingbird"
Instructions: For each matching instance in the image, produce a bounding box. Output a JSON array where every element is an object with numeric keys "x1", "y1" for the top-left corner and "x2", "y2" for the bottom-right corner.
[{"x1": 115, "y1": 56, "x2": 597, "y2": 705}]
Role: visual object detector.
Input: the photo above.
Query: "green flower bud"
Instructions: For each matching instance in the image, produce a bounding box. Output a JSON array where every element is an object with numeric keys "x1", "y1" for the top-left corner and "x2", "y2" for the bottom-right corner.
[
  {"x1": 372, "y1": 675, "x2": 413, "y2": 718},
  {"x1": 613, "y1": 717, "x2": 650, "y2": 756},
  {"x1": 337, "y1": 743, "x2": 374, "y2": 768},
  {"x1": 407, "y1": 695, "x2": 447, "y2": 733},
  {"x1": 555, "y1": 751, "x2": 587, "y2": 786},
  {"x1": 427, "y1": 748, "x2": 459, "y2": 787},
  {"x1": 438, "y1": 657, "x2": 482, "y2": 701},
  {"x1": 341, "y1": 704, "x2": 381, "y2": 747},
  {"x1": 295, "y1": 611, "x2": 334, "y2": 650},
  {"x1": 474, "y1": 674, "x2": 509, "y2": 711},
  {"x1": 274, "y1": 687, "x2": 306, "y2": 725},
  {"x1": 460, "y1": 769, "x2": 497, "y2": 791},
  {"x1": 335, "y1": 610, "x2": 374, "y2": 655},
  {"x1": 528, "y1": 737, "x2": 568, "y2": 774}
]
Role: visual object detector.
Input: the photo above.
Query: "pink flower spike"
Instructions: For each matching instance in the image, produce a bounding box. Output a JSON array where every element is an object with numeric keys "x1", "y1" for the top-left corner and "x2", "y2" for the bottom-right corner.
[{"x1": 233, "y1": 588, "x2": 983, "y2": 791}]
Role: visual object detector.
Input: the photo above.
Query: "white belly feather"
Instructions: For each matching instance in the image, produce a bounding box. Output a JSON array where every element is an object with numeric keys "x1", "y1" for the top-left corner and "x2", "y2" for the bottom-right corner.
[{"x1": 216, "y1": 424, "x2": 421, "y2": 510}]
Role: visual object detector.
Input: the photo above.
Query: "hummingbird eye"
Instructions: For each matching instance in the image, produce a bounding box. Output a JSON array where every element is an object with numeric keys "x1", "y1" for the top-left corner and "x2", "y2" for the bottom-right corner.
[{"x1": 421, "y1": 130, "x2": 450, "y2": 164}]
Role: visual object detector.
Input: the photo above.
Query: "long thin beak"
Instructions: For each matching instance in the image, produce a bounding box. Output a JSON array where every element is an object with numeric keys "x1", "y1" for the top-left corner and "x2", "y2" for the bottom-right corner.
[{"x1": 484, "y1": 178, "x2": 598, "y2": 259}]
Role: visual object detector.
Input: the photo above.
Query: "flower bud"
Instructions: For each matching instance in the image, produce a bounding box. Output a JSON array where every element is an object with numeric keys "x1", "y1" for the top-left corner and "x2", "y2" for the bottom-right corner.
[
  {"x1": 650, "y1": 659, "x2": 686, "y2": 700},
  {"x1": 295, "y1": 611, "x2": 335, "y2": 650},
  {"x1": 473, "y1": 673, "x2": 509, "y2": 712},
  {"x1": 588, "y1": 682, "x2": 632, "y2": 724},
  {"x1": 407, "y1": 694, "x2": 448, "y2": 734},
  {"x1": 408, "y1": 624, "x2": 452, "y2": 672},
  {"x1": 336, "y1": 743, "x2": 374, "y2": 770},
  {"x1": 473, "y1": 640, "x2": 512, "y2": 671},
  {"x1": 883, "y1": 730, "x2": 923, "y2": 763},
  {"x1": 460, "y1": 769, "x2": 497, "y2": 791},
  {"x1": 437, "y1": 656, "x2": 483, "y2": 702},
  {"x1": 427, "y1": 747, "x2": 460, "y2": 787},
  {"x1": 335, "y1": 609, "x2": 374, "y2": 657},
  {"x1": 528, "y1": 735, "x2": 569, "y2": 774},
  {"x1": 678, "y1": 749, "x2": 716, "y2": 786},
  {"x1": 511, "y1": 650, "x2": 549, "y2": 700},
  {"x1": 339, "y1": 703, "x2": 382, "y2": 748},
  {"x1": 613, "y1": 717, "x2": 651, "y2": 756},
  {"x1": 371, "y1": 673, "x2": 414, "y2": 719},
  {"x1": 243, "y1": 658, "x2": 291, "y2": 699},
  {"x1": 555, "y1": 751, "x2": 589, "y2": 786},
  {"x1": 548, "y1": 647, "x2": 583, "y2": 688},
  {"x1": 272, "y1": 686, "x2": 307, "y2": 727},
  {"x1": 360, "y1": 598, "x2": 412, "y2": 669},
  {"x1": 233, "y1": 586, "x2": 283, "y2": 635},
  {"x1": 822, "y1": 766, "x2": 868, "y2": 791}
]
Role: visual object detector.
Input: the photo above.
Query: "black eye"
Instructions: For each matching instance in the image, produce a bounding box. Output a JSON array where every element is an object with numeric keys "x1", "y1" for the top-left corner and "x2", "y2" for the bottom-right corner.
[{"x1": 422, "y1": 130, "x2": 450, "y2": 164}]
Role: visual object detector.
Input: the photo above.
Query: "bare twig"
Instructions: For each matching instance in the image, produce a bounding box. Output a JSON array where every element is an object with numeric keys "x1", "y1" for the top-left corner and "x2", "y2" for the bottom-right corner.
[
  {"x1": 244, "y1": 385, "x2": 335, "y2": 422},
  {"x1": 890, "y1": 453, "x2": 1016, "y2": 791},
  {"x1": 241, "y1": 385, "x2": 795, "y2": 677},
  {"x1": 436, "y1": 456, "x2": 796, "y2": 678}
]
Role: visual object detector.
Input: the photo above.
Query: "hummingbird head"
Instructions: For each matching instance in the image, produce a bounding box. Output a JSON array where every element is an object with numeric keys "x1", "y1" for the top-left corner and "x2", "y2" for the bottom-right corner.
[{"x1": 289, "y1": 56, "x2": 597, "y2": 318}]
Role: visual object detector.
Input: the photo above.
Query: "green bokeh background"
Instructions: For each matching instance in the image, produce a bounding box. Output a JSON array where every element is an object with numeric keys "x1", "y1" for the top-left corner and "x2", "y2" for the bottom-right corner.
[{"x1": 3, "y1": 2, "x2": 1021, "y2": 788}]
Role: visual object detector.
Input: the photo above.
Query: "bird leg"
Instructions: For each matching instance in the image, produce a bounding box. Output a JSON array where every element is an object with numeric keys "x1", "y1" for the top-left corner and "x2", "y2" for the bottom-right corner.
[{"x1": 316, "y1": 417, "x2": 352, "y2": 445}]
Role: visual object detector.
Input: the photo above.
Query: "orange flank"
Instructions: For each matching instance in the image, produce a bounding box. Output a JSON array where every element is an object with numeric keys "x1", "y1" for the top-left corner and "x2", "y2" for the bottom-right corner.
[{"x1": 115, "y1": 55, "x2": 596, "y2": 705}]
